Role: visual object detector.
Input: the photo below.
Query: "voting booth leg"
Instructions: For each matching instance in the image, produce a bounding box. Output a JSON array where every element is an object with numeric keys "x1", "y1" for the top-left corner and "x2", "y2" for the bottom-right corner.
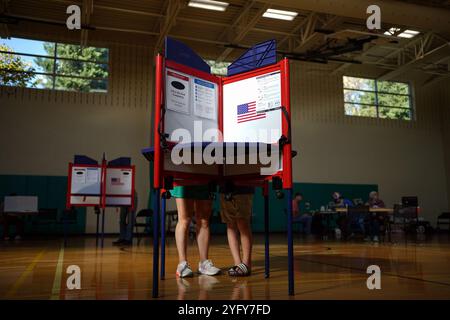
[
  {"x1": 160, "y1": 195, "x2": 166, "y2": 280},
  {"x1": 101, "y1": 208, "x2": 105, "y2": 248},
  {"x1": 152, "y1": 189, "x2": 160, "y2": 298},
  {"x1": 286, "y1": 189, "x2": 295, "y2": 296},
  {"x1": 264, "y1": 194, "x2": 270, "y2": 278}
]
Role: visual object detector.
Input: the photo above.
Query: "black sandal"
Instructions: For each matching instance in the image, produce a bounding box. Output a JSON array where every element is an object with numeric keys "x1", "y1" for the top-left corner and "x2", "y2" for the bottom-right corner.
[{"x1": 228, "y1": 263, "x2": 251, "y2": 277}]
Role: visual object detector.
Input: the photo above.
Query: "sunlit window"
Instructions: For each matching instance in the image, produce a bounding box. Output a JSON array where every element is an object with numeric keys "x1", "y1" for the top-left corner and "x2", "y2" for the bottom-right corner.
[
  {"x1": 343, "y1": 76, "x2": 413, "y2": 121},
  {"x1": 0, "y1": 37, "x2": 109, "y2": 93}
]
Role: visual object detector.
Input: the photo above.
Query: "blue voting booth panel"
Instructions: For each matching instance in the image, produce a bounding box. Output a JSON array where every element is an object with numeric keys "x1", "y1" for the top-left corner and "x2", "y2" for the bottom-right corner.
[
  {"x1": 165, "y1": 37, "x2": 211, "y2": 74},
  {"x1": 227, "y1": 39, "x2": 277, "y2": 76}
]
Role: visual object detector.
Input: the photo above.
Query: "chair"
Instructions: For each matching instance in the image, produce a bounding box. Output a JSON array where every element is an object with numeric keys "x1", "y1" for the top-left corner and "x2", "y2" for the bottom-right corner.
[
  {"x1": 32, "y1": 208, "x2": 58, "y2": 227},
  {"x1": 391, "y1": 204, "x2": 419, "y2": 241},
  {"x1": 437, "y1": 212, "x2": 450, "y2": 233},
  {"x1": 134, "y1": 209, "x2": 153, "y2": 245},
  {"x1": 346, "y1": 205, "x2": 369, "y2": 239}
]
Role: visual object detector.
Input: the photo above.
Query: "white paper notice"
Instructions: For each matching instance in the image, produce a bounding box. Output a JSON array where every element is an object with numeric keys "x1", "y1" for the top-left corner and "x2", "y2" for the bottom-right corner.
[
  {"x1": 256, "y1": 72, "x2": 281, "y2": 113},
  {"x1": 122, "y1": 170, "x2": 132, "y2": 185},
  {"x1": 193, "y1": 78, "x2": 216, "y2": 120},
  {"x1": 166, "y1": 69, "x2": 190, "y2": 115},
  {"x1": 86, "y1": 168, "x2": 99, "y2": 183},
  {"x1": 74, "y1": 169, "x2": 86, "y2": 184}
]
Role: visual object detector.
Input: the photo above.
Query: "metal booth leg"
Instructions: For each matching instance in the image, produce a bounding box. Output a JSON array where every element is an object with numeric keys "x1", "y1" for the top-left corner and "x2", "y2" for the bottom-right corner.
[
  {"x1": 152, "y1": 189, "x2": 160, "y2": 298},
  {"x1": 286, "y1": 188, "x2": 294, "y2": 296},
  {"x1": 160, "y1": 194, "x2": 166, "y2": 280},
  {"x1": 264, "y1": 192, "x2": 270, "y2": 278}
]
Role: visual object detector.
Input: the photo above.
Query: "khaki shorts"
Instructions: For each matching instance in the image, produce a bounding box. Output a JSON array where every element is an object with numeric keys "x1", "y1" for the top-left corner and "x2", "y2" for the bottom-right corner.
[{"x1": 220, "y1": 194, "x2": 253, "y2": 224}]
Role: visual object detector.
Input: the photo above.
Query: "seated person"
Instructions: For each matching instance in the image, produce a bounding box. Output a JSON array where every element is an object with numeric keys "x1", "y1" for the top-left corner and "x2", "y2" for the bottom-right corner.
[
  {"x1": 331, "y1": 192, "x2": 354, "y2": 208},
  {"x1": 292, "y1": 193, "x2": 312, "y2": 235},
  {"x1": 364, "y1": 191, "x2": 386, "y2": 242},
  {"x1": 366, "y1": 191, "x2": 385, "y2": 208},
  {"x1": 0, "y1": 194, "x2": 25, "y2": 241},
  {"x1": 332, "y1": 192, "x2": 365, "y2": 239}
]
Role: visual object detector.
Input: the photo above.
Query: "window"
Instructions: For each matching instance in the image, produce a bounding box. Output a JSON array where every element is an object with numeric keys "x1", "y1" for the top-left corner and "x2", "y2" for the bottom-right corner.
[
  {"x1": 343, "y1": 76, "x2": 413, "y2": 120},
  {"x1": 0, "y1": 37, "x2": 109, "y2": 92},
  {"x1": 206, "y1": 60, "x2": 231, "y2": 76}
]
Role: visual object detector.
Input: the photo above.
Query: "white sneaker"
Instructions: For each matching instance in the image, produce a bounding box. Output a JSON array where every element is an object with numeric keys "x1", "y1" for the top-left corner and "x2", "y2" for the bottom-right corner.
[
  {"x1": 198, "y1": 259, "x2": 221, "y2": 276},
  {"x1": 364, "y1": 236, "x2": 371, "y2": 242},
  {"x1": 373, "y1": 236, "x2": 379, "y2": 242},
  {"x1": 176, "y1": 261, "x2": 194, "y2": 278}
]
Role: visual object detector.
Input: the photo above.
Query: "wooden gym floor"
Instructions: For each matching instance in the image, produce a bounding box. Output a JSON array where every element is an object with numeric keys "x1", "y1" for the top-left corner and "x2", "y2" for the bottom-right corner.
[{"x1": 1, "y1": 234, "x2": 450, "y2": 300}]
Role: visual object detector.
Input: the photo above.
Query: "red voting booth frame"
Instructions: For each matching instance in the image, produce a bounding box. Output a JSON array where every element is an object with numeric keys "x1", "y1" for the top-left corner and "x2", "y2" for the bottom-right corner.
[
  {"x1": 66, "y1": 160, "x2": 136, "y2": 247},
  {"x1": 151, "y1": 54, "x2": 294, "y2": 297}
]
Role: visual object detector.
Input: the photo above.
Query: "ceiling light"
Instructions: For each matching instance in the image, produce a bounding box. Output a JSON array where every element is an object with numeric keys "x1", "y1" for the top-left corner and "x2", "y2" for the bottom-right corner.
[
  {"x1": 263, "y1": 8, "x2": 298, "y2": 21},
  {"x1": 188, "y1": 0, "x2": 229, "y2": 12}
]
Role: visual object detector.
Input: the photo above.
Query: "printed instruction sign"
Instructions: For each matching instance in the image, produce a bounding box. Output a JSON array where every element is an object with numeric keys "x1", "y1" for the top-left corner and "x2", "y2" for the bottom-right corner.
[
  {"x1": 193, "y1": 78, "x2": 217, "y2": 120},
  {"x1": 166, "y1": 69, "x2": 190, "y2": 115},
  {"x1": 70, "y1": 166, "x2": 102, "y2": 195},
  {"x1": 256, "y1": 71, "x2": 281, "y2": 113},
  {"x1": 86, "y1": 168, "x2": 99, "y2": 183}
]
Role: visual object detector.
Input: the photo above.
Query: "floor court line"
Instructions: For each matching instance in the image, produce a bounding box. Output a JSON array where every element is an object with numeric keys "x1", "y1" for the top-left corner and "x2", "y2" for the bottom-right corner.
[
  {"x1": 50, "y1": 244, "x2": 65, "y2": 300},
  {"x1": 4, "y1": 249, "x2": 46, "y2": 299}
]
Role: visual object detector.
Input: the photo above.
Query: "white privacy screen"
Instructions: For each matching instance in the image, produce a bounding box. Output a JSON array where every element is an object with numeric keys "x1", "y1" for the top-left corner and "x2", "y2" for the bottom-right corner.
[{"x1": 223, "y1": 71, "x2": 282, "y2": 143}]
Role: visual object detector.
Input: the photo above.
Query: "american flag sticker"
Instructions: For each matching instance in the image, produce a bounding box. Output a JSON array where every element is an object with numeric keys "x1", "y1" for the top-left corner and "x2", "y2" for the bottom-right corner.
[
  {"x1": 237, "y1": 101, "x2": 266, "y2": 123},
  {"x1": 111, "y1": 177, "x2": 124, "y2": 186}
]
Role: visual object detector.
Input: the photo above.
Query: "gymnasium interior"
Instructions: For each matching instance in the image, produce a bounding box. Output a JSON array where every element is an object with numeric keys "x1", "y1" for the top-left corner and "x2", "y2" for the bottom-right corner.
[{"x1": 1, "y1": 0, "x2": 450, "y2": 300}]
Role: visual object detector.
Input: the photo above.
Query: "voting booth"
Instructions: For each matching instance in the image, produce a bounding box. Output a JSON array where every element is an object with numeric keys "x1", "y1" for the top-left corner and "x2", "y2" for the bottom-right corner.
[
  {"x1": 142, "y1": 37, "x2": 295, "y2": 297},
  {"x1": 66, "y1": 156, "x2": 136, "y2": 246}
]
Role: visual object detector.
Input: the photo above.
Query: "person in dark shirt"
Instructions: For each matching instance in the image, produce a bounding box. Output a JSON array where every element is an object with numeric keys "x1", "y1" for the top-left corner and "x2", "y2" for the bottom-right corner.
[{"x1": 364, "y1": 191, "x2": 386, "y2": 242}]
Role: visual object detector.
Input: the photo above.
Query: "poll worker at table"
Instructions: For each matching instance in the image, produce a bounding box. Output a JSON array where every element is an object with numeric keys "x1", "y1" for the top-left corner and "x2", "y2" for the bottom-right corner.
[
  {"x1": 172, "y1": 185, "x2": 221, "y2": 278},
  {"x1": 366, "y1": 191, "x2": 385, "y2": 208},
  {"x1": 332, "y1": 192, "x2": 364, "y2": 239},
  {"x1": 220, "y1": 186, "x2": 254, "y2": 277},
  {"x1": 292, "y1": 193, "x2": 312, "y2": 235},
  {"x1": 364, "y1": 191, "x2": 386, "y2": 242},
  {"x1": 0, "y1": 193, "x2": 25, "y2": 241},
  {"x1": 331, "y1": 192, "x2": 354, "y2": 208},
  {"x1": 113, "y1": 190, "x2": 138, "y2": 246}
]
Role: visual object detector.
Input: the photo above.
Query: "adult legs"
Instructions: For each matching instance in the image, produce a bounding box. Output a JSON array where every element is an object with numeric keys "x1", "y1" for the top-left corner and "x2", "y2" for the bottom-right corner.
[
  {"x1": 299, "y1": 215, "x2": 312, "y2": 235},
  {"x1": 226, "y1": 221, "x2": 241, "y2": 266},
  {"x1": 194, "y1": 200, "x2": 212, "y2": 262},
  {"x1": 119, "y1": 209, "x2": 127, "y2": 241},
  {"x1": 175, "y1": 198, "x2": 194, "y2": 263},
  {"x1": 2, "y1": 214, "x2": 10, "y2": 239},
  {"x1": 125, "y1": 210, "x2": 135, "y2": 242},
  {"x1": 236, "y1": 218, "x2": 252, "y2": 268}
]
